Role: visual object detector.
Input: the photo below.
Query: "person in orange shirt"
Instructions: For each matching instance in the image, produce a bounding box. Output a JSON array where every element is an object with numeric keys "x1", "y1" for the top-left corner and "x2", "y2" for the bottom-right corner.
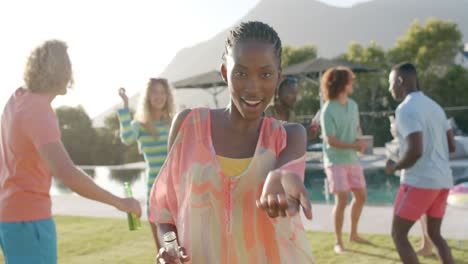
[{"x1": 0, "y1": 40, "x2": 141, "y2": 264}]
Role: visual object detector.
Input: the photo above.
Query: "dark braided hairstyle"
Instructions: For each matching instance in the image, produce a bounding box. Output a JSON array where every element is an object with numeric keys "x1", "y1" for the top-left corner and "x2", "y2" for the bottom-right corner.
[
  {"x1": 275, "y1": 76, "x2": 298, "y2": 103},
  {"x1": 223, "y1": 21, "x2": 282, "y2": 66}
]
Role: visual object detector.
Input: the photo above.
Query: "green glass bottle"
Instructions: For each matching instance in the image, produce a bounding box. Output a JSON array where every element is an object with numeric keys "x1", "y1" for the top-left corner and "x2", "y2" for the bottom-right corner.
[{"x1": 124, "y1": 182, "x2": 141, "y2": 231}]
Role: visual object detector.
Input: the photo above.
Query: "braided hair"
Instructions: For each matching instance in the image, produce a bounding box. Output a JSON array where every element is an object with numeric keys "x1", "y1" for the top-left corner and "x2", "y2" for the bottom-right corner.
[
  {"x1": 275, "y1": 76, "x2": 298, "y2": 103},
  {"x1": 223, "y1": 21, "x2": 282, "y2": 66}
]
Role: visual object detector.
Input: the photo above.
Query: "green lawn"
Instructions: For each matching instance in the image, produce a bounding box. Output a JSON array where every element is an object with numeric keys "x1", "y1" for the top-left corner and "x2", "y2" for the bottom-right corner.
[{"x1": 1, "y1": 216, "x2": 467, "y2": 263}]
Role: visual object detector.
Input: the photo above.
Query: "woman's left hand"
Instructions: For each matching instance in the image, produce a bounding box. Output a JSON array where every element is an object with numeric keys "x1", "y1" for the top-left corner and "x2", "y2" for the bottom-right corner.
[{"x1": 256, "y1": 170, "x2": 312, "y2": 220}]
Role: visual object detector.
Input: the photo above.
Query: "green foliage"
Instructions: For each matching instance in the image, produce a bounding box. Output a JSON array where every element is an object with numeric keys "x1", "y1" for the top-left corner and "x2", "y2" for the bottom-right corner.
[
  {"x1": 95, "y1": 112, "x2": 143, "y2": 165},
  {"x1": 281, "y1": 44, "x2": 320, "y2": 122},
  {"x1": 57, "y1": 106, "x2": 143, "y2": 166},
  {"x1": 350, "y1": 19, "x2": 466, "y2": 144},
  {"x1": 388, "y1": 19, "x2": 462, "y2": 75},
  {"x1": 425, "y1": 65, "x2": 468, "y2": 132},
  {"x1": 56, "y1": 106, "x2": 97, "y2": 165},
  {"x1": 294, "y1": 79, "x2": 320, "y2": 120},
  {"x1": 56, "y1": 19, "x2": 467, "y2": 158},
  {"x1": 282, "y1": 44, "x2": 317, "y2": 68},
  {"x1": 341, "y1": 42, "x2": 393, "y2": 146},
  {"x1": 284, "y1": 19, "x2": 468, "y2": 146},
  {"x1": 388, "y1": 19, "x2": 467, "y2": 133}
]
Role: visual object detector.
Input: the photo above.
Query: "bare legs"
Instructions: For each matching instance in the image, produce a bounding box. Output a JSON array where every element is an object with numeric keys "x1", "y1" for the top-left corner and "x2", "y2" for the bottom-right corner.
[
  {"x1": 392, "y1": 215, "x2": 454, "y2": 264},
  {"x1": 349, "y1": 188, "x2": 369, "y2": 243},
  {"x1": 333, "y1": 188, "x2": 368, "y2": 253},
  {"x1": 417, "y1": 216, "x2": 435, "y2": 256}
]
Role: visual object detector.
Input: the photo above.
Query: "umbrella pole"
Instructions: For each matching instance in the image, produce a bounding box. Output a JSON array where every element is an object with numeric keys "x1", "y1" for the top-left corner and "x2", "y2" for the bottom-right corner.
[
  {"x1": 299, "y1": 73, "x2": 324, "y2": 152},
  {"x1": 207, "y1": 86, "x2": 227, "y2": 108},
  {"x1": 319, "y1": 71, "x2": 324, "y2": 108}
]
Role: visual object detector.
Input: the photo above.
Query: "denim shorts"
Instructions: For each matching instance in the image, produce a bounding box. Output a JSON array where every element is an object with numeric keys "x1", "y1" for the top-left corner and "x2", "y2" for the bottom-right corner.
[{"x1": 0, "y1": 218, "x2": 57, "y2": 264}]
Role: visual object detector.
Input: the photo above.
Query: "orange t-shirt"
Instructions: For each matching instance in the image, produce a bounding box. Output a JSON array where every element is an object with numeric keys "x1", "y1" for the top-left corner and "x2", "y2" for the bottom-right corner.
[{"x1": 0, "y1": 88, "x2": 61, "y2": 222}]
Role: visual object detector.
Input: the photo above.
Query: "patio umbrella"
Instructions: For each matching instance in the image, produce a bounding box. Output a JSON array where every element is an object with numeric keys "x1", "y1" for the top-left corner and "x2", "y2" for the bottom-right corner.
[
  {"x1": 447, "y1": 182, "x2": 468, "y2": 209},
  {"x1": 283, "y1": 57, "x2": 375, "y2": 76},
  {"x1": 172, "y1": 70, "x2": 226, "y2": 107},
  {"x1": 283, "y1": 57, "x2": 377, "y2": 107}
]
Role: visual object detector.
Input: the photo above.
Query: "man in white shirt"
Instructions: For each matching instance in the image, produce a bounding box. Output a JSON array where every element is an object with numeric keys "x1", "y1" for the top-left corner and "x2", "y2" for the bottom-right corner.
[{"x1": 386, "y1": 62, "x2": 456, "y2": 264}]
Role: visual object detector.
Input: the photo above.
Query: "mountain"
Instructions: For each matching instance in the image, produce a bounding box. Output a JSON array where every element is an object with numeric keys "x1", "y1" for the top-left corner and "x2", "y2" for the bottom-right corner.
[
  {"x1": 93, "y1": 0, "x2": 468, "y2": 126},
  {"x1": 161, "y1": 0, "x2": 468, "y2": 81}
]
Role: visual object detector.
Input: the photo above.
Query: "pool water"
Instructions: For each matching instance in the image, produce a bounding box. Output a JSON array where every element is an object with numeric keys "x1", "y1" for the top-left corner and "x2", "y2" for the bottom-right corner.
[
  {"x1": 51, "y1": 167, "x2": 401, "y2": 205},
  {"x1": 305, "y1": 169, "x2": 400, "y2": 205}
]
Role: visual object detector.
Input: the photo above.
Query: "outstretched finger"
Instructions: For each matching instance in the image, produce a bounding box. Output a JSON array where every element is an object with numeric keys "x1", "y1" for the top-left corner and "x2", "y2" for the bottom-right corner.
[
  {"x1": 156, "y1": 248, "x2": 179, "y2": 264},
  {"x1": 277, "y1": 194, "x2": 288, "y2": 211},
  {"x1": 156, "y1": 248, "x2": 166, "y2": 264},
  {"x1": 277, "y1": 194, "x2": 288, "y2": 217},
  {"x1": 267, "y1": 208, "x2": 279, "y2": 218},
  {"x1": 267, "y1": 194, "x2": 279, "y2": 212},
  {"x1": 278, "y1": 208, "x2": 287, "y2": 217},
  {"x1": 256, "y1": 195, "x2": 269, "y2": 210},
  {"x1": 299, "y1": 190, "x2": 312, "y2": 220},
  {"x1": 178, "y1": 247, "x2": 191, "y2": 262},
  {"x1": 286, "y1": 198, "x2": 300, "y2": 217}
]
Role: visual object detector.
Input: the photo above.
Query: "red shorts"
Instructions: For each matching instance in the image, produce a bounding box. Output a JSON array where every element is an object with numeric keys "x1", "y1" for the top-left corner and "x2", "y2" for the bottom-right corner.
[
  {"x1": 394, "y1": 184, "x2": 449, "y2": 222},
  {"x1": 325, "y1": 164, "x2": 366, "y2": 194}
]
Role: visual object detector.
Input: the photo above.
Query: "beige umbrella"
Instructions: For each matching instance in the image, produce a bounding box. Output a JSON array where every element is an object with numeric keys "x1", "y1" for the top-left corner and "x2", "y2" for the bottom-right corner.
[{"x1": 172, "y1": 70, "x2": 226, "y2": 107}]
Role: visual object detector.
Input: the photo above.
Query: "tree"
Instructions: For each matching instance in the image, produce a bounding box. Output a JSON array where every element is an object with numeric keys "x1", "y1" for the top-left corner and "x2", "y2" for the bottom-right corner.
[
  {"x1": 282, "y1": 44, "x2": 317, "y2": 69},
  {"x1": 388, "y1": 18, "x2": 468, "y2": 132},
  {"x1": 94, "y1": 111, "x2": 143, "y2": 165},
  {"x1": 427, "y1": 64, "x2": 468, "y2": 132},
  {"x1": 105, "y1": 112, "x2": 143, "y2": 164},
  {"x1": 56, "y1": 106, "x2": 97, "y2": 165},
  {"x1": 341, "y1": 42, "x2": 393, "y2": 146},
  {"x1": 389, "y1": 19, "x2": 462, "y2": 77}
]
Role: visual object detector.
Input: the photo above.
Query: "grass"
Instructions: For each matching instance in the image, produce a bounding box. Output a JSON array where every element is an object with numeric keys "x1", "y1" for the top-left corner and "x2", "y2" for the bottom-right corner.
[{"x1": 1, "y1": 215, "x2": 467, "y2": 263}]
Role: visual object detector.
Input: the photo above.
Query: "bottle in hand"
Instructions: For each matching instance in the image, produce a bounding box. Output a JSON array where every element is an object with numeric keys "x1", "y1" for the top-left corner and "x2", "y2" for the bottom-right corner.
[
  {"x1": 124, "y1": 182, "x2": 141, "y2": 231},
  {"x1": 163, "y1": 231, "x2": 181, "y2": 260}
]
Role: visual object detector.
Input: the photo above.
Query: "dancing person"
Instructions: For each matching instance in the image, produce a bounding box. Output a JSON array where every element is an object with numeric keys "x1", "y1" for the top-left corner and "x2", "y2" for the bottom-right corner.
[
  {"x1": 150, "y1": 21, "x2": 315, "y2": 264},
  {"x1": 0, "y1": 40, "x2": 141, "y2": 264},
  {"x1": 117, "y1": 78, "x2": 175, "y2": 247},
  {"x1": 320, "y1": 66, "x2": 369, "y2": 253},
  {"x1": 386, "y1": 62, "x2": 456, "y2": 264}
]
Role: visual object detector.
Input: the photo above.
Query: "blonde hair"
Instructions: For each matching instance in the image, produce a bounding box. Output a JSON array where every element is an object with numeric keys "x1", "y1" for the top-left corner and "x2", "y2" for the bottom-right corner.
[
  {"x1": 134, "y1": 78, "x2": 175, "y2": 127},
  {"x1": 23, "y1": 39, "x2": 73, "y2": 93}
]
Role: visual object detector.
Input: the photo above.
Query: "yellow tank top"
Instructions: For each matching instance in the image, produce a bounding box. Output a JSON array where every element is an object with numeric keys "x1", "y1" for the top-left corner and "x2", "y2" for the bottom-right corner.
[{"x1": 216, "y1": 155, "x2": 252, "y2": 178}]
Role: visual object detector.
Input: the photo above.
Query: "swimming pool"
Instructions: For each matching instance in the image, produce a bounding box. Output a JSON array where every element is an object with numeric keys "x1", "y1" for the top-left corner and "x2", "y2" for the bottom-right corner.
[
  {"x1": 51, "y1": 167, "x2": 401, "y2": 205},
  {"x1": 305, "y1": 168, "x2": 400, "y2": 205}
]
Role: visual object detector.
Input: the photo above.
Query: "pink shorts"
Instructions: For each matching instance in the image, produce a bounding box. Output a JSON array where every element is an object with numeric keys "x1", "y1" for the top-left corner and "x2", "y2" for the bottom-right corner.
[
  {"x1": 325, "y1": 164, "x2": 366, "y2": 194},
  {"x1": 394, "y1": 184, "x2": 449, "y2": 222}
]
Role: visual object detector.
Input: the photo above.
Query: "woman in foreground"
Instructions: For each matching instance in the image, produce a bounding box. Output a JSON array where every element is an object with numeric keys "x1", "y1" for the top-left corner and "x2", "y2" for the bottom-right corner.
[{"x1": 150, "y1": 21, "x2": 315, "y2": 263}]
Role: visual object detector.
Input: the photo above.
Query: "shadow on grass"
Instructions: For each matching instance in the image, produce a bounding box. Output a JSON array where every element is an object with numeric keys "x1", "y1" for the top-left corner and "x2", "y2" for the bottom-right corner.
[
  {"x1": 362, "y1": 242, "x2": 396, "y2": 253},
  {"x1": 346, "y1": 248, "x2": 401, "y2": 262},
  {"x1": 362, "y1": 242, "x2": 468, "y2": 264},
  {"x1": 450, "y1": 259, "x2": 468, "y2": 264},
  {"x1": 452, "y1": 244, "x2": 468, "y2": 253}
]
